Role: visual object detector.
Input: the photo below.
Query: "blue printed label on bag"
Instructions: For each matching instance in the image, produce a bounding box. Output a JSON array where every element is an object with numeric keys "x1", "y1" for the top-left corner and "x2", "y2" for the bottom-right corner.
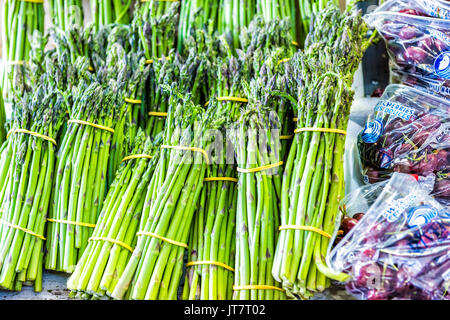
[
  {"x1": 361, "y1": 119, "x2": 384, "y2": 143},
  {"x1": 422, "y1": 1, "x2": 450, "y2": 19},
  {"x1": 434, "y1": 51, "x2": 450, "y2": 80},
  {"x1": 429, "y1": 30, "x2": 450, "y2": 46},
  {"x1": 406, "y1": 205, "x2": 438, "y2": 228},
  {"x1": 382, "y1": 194, "x2": 417, "y2": 223},
  {"x1": 429, "y1": 83, "x2": 450, "y2": 97},
  {"x1": 374, "y1": 101, "x2": 415, "y2": 121}
]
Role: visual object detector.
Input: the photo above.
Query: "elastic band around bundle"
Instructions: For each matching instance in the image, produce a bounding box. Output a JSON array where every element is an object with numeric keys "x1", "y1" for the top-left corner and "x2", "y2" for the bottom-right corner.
[
  {"x1": 148, "y1": 111, "x2": 168, "y2": 117},
  {"x1": 0, "y1": 219, "x2": 46, "y2": 240},
  {"x1": 20, "y1": 0, "x2": 44, "y2": 3},
  {"x1": 204, "y1": 177, "x2": 238, "y2": 183},
  {"x1": 205, "y1": 96, "x2": 248, "y2": 106},
  {"x1": 2, "y1": 60, "x2": 26, "y2": 66},
  {"x1": 280, "y1": 135, "x2": 294, "y2": 140},
  {"x1": 145, "y1": 56, "x2": 171, "y2": 65},
  {"x1": 186, "y1": 261, "x2": 235, "y2": 272},
  {"x1": 237, "y1": 161, "x2": 283, "y2": 173},
  {"x1": 233, "y1": 285, "x2": 284, "y2": 292},
  {"x1": 125, "y1": 98, "x2": 142, "y2": 104},
  {"x1": 161, "y1": 145, "x2": 210, "y2": 165},
  {"x1": 88, "y1": 237, "x2": 134, "y2": 253},
  {"x1": 7, "y1": 128, "x2": 57, "y2": 146},
  {"x1": 47, "y1": 218, "x2": 96, "y2": 228},
  {"x1": 277, "y1": 58, "x2": 291, "y2": 65},
  {"x1": 279, "y1": 225, "x2": 331, "y2": 239},
  {"x1": 141, "y1": 0, "x2": 178, "y2": 3},
  {"x1": 294, "y1": 127, "x2": 347, "y2": 135},
  {"x1": 88, "y1": 66, "x2": 94, "y2": 72},
  {"x1": 136, "y1": 231, "x2": 188, "y2": 249},
  {"x1": 121, "y1": 154, "x2": 153, "y2": 162},
  {"x1": 291, "y1": 41, "x2": 300, "y2": 47},
  {"x1": 68, "y1": 119, "x2": 115, "y2": 134}
]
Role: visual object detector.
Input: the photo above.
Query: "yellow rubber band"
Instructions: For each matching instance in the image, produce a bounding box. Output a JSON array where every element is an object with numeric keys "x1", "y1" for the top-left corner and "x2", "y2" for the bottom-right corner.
[
  {"x1": 217, "y1": 96, "x2": 248, "y2": 103},
  {"x1": 293, "y1": 117, "x2": 298, "y2": 122},
  {"x1": 186, "y1": 261, "x2": 235, "y2": 272},
  {"x1": 161, "y1": 145, "x2": 210, "y2": 165},
  {"x1": 0, "y1": 219, "x2": 46, "y2": 240},
  {"x1": 145, "y1": 56, "x2": 171, "y2": 65},
  {"x1": 294, "y1": 127, "x2": 347, "y2": 135},
  {"x1": 233, "y1": 285, "x2": 284, "y2": 292},
  {"x1": 68, "y1": 119, "x2": 115, "y2": 134},
  {"x1": 88, "y1": 66, "x2": 94, "y2": 72},
  {"x1": 203, "y1": 177, "x2": 238, "y2": 183},
  {"x1": 237, "y1": 161, "x2": 283, "y2": 174},
  {"x1": 148, "y1": 111, "x2": 168, "y2": 117},
  {"x1": 2, "y1": 60, "x2": 26, "y2": 66},
  {"x1": 88, "y1": 237, "x2": 134, "y2": 253},
  {"x1": 279, "y1": 225, "x2": 332, "y2": 239},
  {"x1": 205, "y1": 96, "x2": 249, "y2": 107},
  {"x1": 20, "y1": 0, "x2": 44, "y2": 3},
  {"x1": 280, "y1": 135, "x2": 294, "y2": 140},
  {"x1": 291, "y1": 41, "x2": 300, "y2": 47},
  {"x1": 141, "y1": 0, "x2": 178, "y2": 2},
  {"x1": 7, "y1": 128, "x2": 57, "y2": 146},
  {"x1": 121, "y1": 154, "x2": 153, "y2": 162},
  {"x1": 125, "y1": 97, "x2": 142, "y2": 104},
  {"x1": 47, "y1": 218, "x2": 96, "y2": 228},
  {"x1": 136, "y1": 231, "x2": 188, "y2": 249},
  {"x1": 278, "y1": 58, "x2": 291, "y2": 65}
]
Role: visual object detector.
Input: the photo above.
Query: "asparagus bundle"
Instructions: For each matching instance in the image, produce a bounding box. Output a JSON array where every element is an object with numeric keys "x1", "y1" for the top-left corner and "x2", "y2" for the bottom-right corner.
[
  {"x1": 98, "y1": 45, "x2": 151, "y2": 186},
  {"x1": 272, "y1": 5, "x2": 376, "y2": 299},
  {"x1": 133, "y1": 1, "x2": 180, "y2": 140},
  {"x1": 111, "y1": 89, "x2": 226, "y2": 300},
  {"x1": 181, "y1": 56, "x2": 244, "y2": 299},
  {"x1": 298, "y1": 0, "x2": 340, "y2": 46},
  {"x1": 145, "y1": 23, "x2": 217, "y2": 140},
  {"x1": 182, "y1": 167, "x2": 237, "y2": 300},
  {"x1": 0, "y1": 87, "x2": 65, "y2": 292},
  {"x1": 239, "y1": 17, "x2": 296, "y2": 80},
  {"x1": 249, "y1": 50, "x2": 297, "y2": 163},
  {"x1": 218, "y1": 0, "x2": 257, "y2": 50},
  {"x1": 231, "y1": 102, "x2": 286, "y2": 300},
  {"x1": 45, "y1": 81, "x2": 123, "y2": 273},
  {"x1": 49, "y1": 0, "x2": 84, "y2": 31},
  {"x1": 91, "y1": 0, "x2": 132, "y2": 30},
  {"x1": 136, "y1": 0, "x2": 180, "y2": 59},
  {"x1": 258, "y1": 0, "x2": 297, "y2": 44},
  {"x1": 178, "y1": 0, "x2": 221, "y2": 52},
  {"x1": 67, "y1": 130, "x2": 161, "y2": 299},
  {"x1": 1, "y1": 0, "x2": 45, "y2": 142}
]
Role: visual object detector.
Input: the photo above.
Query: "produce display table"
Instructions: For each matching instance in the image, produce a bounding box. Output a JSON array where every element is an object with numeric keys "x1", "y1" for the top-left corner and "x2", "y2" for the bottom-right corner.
[{"x1": 0, "y1": 271, "x2": 357, "y2": 300}]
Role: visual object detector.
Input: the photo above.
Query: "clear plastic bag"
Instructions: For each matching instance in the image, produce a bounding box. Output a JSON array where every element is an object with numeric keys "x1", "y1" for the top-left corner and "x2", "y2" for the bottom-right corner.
[
  {"x1": 357, "y1": 84, "x2": 449, "y2": 208},
  {"x1": 391, "y1": 68, "x2": 450, "y2": 98},
  {"x1": 327, "y1": 173, "x2": 450, "y2": 300},
  {"x1": 372, "y1": 0, "x2": 450, "y2": 20},
  {"x1": 365, "y1": 0, "x2": 450, "y2": 98}
]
